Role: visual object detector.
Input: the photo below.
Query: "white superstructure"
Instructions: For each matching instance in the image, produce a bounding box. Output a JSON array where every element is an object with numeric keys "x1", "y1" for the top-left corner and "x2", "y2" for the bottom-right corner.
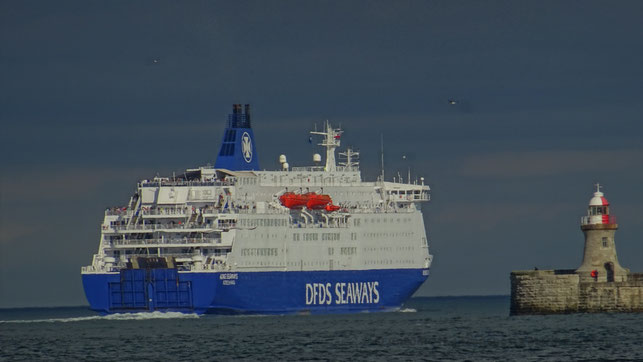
[{"x1": 83, "y1": 123, "x2": 433, "y2": 276}]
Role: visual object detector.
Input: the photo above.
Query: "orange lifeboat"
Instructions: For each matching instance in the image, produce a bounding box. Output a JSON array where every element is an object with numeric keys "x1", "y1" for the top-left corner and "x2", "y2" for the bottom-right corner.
[
  {"x1": 306, "y1": 193, "x2": 332, "y2": 210},
  {"x1": 324, "y1": 204, "x2": 341, "y2": 212},
  {"x1": 279, "y1": 192, "x2": 309, "y2": 209}
]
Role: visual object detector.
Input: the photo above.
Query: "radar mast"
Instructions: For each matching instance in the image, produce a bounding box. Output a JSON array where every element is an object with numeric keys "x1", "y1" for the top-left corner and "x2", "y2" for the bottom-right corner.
[
  {"x1": 310, "y1": 121, "x2": 342, "y2": 172},
  {"x1": 338, "y1": 148, "x2": 359, "y2": 171}
]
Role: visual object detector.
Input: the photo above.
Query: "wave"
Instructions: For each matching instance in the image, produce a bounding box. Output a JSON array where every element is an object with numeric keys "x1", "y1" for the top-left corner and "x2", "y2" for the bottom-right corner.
[
  {"x1": 398, "y1": 308, "x2": 417, "y2": 313},
  {"x1": 0, "y1": 311, "x2": 200, "y2": 324}
]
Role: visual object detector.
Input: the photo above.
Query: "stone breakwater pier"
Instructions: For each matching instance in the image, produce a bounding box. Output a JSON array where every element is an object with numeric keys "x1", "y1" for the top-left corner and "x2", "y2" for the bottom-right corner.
[{"x1": 511, "y1": 185, "x2": 643, "y2": 315}]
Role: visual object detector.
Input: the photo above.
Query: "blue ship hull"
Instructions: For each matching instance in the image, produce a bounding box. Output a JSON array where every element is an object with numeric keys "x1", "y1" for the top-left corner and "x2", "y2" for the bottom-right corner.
[{"x1": 82, "y1": 268, "x2": 429, "y2": 315}]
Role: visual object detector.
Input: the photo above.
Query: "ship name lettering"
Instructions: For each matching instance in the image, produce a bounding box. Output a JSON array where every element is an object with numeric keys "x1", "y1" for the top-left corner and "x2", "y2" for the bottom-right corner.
[
  {"x1": 305, "y1": 283, "x2": 333, "y2": 305},
  {"x1": 220, "y1": 273, "x2": 238, "y2": 280},
  {"x1": 305, "y1": 281, "x2": 379, "y2": 305}
]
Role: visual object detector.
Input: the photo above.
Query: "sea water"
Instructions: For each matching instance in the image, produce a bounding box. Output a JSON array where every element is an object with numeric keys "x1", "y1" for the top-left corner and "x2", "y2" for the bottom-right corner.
[{"x1": 1, "y1": 296, "x2": 642, "y2": 361}]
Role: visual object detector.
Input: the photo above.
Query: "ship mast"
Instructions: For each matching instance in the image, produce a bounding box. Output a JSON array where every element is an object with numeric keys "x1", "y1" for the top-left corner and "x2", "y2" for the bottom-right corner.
[
  {"x1": 338, "y1": 148, "x2": 359, "y2": 171},
  {"x1": 311, "y1": 120, "x2": 343, "y2": 172}
]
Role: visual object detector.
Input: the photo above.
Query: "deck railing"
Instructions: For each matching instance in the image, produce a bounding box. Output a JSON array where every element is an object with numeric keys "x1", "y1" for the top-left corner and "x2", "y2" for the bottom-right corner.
[
  {"x1": 580, "y1": 216, "x2": 617, "y2": 225},
  {"x1": 139, "y1": 179, "x2": 235, "y2": 188},
  {"x1": 111, "y1": 237, "x2": 221, "y2": 246},
  {"x1": 110, "y1": 223, "x2": 218, "y2": 231}
]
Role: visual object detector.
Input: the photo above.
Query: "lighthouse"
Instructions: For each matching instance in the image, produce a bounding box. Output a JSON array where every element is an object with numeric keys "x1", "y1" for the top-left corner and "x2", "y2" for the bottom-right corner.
[
  {"x1": 511, "y1": 183, "x2": 643, "y2": 315},
  {"x1": 575, "y1": 184, "x2": 629, "y2": 282}
]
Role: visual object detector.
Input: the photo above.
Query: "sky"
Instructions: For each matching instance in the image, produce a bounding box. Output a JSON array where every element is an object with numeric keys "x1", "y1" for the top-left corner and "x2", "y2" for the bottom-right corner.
[{"x1": 0, "y1": 0, "x2": 642, "y2": 308}]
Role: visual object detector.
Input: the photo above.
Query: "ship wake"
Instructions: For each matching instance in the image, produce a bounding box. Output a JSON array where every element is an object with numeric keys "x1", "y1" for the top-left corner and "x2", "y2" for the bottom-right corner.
[{"x1": 0, "y1": 311, "x2": 200, "y2": 324}]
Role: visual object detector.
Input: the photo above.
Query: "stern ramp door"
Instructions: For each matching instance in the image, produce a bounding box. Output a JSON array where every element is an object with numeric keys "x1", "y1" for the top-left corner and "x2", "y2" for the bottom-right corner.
[{"x1": 109, "y1": 269, "x2": 193, "y2": 311}]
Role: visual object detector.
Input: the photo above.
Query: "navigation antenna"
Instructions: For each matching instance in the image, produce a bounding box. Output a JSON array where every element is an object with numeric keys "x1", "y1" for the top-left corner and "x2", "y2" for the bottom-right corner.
[
  {"x1": 338, "y1": 148, "x2": 360, "y2": 171},
  {"x1": 310, "y1": 120, "x2": 343, "y2": 172},
  {"x1": 380, "y1": 133, "x2": 385, "y2": 181},
  {"x1": 403, "y1": 155, "x2": 410, "y2": 184}
]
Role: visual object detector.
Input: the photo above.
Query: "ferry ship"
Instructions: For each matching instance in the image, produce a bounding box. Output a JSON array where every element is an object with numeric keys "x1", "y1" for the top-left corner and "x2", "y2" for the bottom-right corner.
[{"x1": 82, "y1": 104, "x2": 433, "y2": 314}]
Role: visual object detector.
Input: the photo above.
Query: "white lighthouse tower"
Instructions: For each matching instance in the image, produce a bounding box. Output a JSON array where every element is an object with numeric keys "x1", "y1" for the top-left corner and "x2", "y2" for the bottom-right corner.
[{"x1": 575, "y1": 184, "x2": 629, "y2": 282}]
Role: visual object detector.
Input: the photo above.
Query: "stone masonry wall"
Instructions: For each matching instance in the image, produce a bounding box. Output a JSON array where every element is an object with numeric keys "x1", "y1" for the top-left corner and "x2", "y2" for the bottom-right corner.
[
  {"x1": 510, "y1": 270, "x2": 579, "y2": 315},
  {"x1": 511, "y1": 271, "x2": 643, "y2": 315},
  {"x1": 579, "y1": 273, "x2": 643, "y2": 313}
]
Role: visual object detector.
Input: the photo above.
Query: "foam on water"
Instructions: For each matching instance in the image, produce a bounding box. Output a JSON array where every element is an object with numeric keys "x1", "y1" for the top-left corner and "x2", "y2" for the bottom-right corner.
[
  {"x1": 104, "y1": 311, "x2": 199, "y2": 321},
  {"x1": 0, "y1": 311, "x2": 199, "y2": 324},
  {"x1": 398, "y1": 308, "x2": 417, "y2": 313}
]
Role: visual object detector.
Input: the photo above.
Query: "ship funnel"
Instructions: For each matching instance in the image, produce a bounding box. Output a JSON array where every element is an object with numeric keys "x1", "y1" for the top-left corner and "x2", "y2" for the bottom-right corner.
[
  {"x1": 214, "y1": 104, "x2": 260, "y2": 171},
  {"x1": 244, "y1": 104, "x2": 251, "y2": 125}
]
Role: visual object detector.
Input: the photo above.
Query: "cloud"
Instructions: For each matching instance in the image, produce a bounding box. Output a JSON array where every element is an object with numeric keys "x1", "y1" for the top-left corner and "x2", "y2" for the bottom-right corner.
[
  {"x1": 460, "y1": 149, "x2": 643, "y2": 178},
  {"x1": 0, "y1": 223, "x2": 43, "y2": 246}
]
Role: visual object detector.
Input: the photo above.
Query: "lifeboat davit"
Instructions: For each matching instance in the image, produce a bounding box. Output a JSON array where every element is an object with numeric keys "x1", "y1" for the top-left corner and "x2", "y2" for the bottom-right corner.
[
  {"x1": 324, "y1": 204, "x2": 341, "y2": 212},
  {"x1": 279, "y1": 192, "x2": 309, "y2": 209},
  {"x1": 306, "y1": 193, "x2": 332, "y2": 209}
]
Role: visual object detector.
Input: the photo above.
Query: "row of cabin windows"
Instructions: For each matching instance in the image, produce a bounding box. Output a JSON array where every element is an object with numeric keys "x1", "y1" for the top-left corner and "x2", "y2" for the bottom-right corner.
[
  {"x1": 240, "y1": 248, "x2": 278, "y2": 257},
  {"x1": 340, "y1": 247, "x2": 357, "y2": 255},
  {"x1": 389, "y1": 190, "x2": 422, "y2": 195},
  {"x1": 362, "y1": 217, "x2": 413, "y2": 224},
  {"x1": 287, "y1": 260, "x2": 330, "y2": 267},
  {"x1": 238, "y1": 218, "x2": 288, "y2": 227},
  {"x1": 291, "y1": 232, "x2": 414, "y2": 241},
  {"x1": 365, "y1": 259, "x2": 415, "y2": 265},
  {"x1": 295, "y1": 233, "x2": 343, "y2": 241},
  {"x1": 241, "y1": 261, "x2": 280, "y2": 267},
  {"x1": 322, "y1": 233, "x2": 340, "y2": 241},
  {"x1": 112, "y1": 248, "x2": 230, "y2": 256},
  {"x1": 363, "y1": 246, "x2": 415, "y2": 252},
  {"x1": 241, "y1": 259, "x2": 417, "y2": 267},
  {"x1": 303, "y1": 233, "x2": 318, "y2": 241},
  {"x1": 248, "y1": 233, "x2": 282, "y2": 240},
  {"x1": 365, "y1": 232, "x2": 414, "y2": 239},
  {"x1": 291, "y1": 233, "x2": 321, "y2": 241},
  {"x1": 238, "y1": 177, "x2": 258, "y2": 185},
  {"x1": 327, "y1": 247, "x2": 363, "y2": 255},
  {"x1": 238, "y1": 246, "x2": 407, "y2": 257},
  {"x1": 218, "y1": 219, "x2": 236, "y2": 228},
  {"x1": 280, "y1": 260, "x2": 416, "y2": 267},
  {"x1": 363, "y1": 246, "x2": 395, "y2": 252}
]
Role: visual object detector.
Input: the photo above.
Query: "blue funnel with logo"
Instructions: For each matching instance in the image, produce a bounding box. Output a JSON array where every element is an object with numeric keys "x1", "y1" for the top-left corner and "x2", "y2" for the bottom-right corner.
[{"x1": 214, "y1": 104, "x2": 260, "y2": 171}]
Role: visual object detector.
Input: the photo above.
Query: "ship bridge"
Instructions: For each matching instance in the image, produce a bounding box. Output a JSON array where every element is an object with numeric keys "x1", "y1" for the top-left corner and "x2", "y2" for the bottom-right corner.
[{"x1": 382, "y1": 181, "x2": 430, "y2": 203}]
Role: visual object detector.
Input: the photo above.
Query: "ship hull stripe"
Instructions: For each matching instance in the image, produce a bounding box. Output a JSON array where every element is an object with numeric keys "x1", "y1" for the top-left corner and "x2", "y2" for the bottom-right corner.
[{"x1": 82, "y1": 268, "x2": 429, "y2": 315}]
